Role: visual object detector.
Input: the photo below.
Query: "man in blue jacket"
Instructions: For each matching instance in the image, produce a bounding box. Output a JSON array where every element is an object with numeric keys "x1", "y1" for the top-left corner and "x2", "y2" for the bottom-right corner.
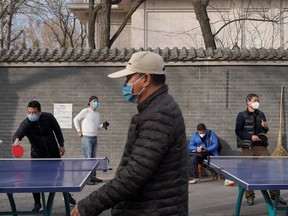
[{"x1": 188, "y1": 123, "x2": 219, "y2": 184}]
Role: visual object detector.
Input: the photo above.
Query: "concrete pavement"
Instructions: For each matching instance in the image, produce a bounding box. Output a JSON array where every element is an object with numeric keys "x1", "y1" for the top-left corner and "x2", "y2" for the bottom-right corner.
[{"x1": 1, "y1": 173, "x2": 288, "y2": 216}]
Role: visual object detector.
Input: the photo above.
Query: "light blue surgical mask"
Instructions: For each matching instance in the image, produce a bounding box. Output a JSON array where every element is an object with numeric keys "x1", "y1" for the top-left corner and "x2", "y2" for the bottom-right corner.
[
  {"x1": 122, "y1": 75, "x2": 145, "y2": 103},
  {"x1": 27, "y1": 114, "x2": 40, "y2": 122},
  {"x1": 93, "y1": 102, "x2": 99, "y2": 109}
]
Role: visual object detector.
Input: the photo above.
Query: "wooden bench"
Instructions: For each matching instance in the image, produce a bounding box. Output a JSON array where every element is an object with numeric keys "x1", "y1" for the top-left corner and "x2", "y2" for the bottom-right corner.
[{"x1": 199, "y1": 160, "x2": 221, "y2": 180}]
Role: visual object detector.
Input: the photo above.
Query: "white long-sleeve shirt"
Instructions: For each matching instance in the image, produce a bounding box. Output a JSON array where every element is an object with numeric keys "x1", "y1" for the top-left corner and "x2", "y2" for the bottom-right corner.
[{"x1": 73, "y1": 108, "x2": 102, "y2": 136}]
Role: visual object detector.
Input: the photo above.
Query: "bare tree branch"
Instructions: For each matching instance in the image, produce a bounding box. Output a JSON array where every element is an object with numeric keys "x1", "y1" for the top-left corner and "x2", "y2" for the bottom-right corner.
[
  {"x1": 10, "y1": 29, "x2": 23, "y2": 44},
  {"x1": 109, "y1": 0, "x2": 145, "y2": 48},
  {"x1": 213, "y1": 18, "x2": 278, "y2": 38}
]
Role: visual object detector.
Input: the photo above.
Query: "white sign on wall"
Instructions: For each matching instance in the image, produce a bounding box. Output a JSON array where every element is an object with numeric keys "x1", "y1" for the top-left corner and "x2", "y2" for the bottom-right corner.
[{"x1": 53, "y1": 103, "x2": 73, "y2": 129}]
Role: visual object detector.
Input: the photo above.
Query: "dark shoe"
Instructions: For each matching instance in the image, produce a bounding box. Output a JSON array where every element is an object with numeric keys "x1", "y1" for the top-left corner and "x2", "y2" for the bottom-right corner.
[
  {"x1": 68, "y1": 193, "x2": 76, "y2": 206},
  {"x1": 246, "y1": 197, "x2": 254, "y2": 206},
  {"x1": 271, "y1": 196, "x2": 287, "y2": 205},
  {"x1": 32, "y1": 203, "x2": 42, "y2": 212},
  {"x1": 94, "y1": 177, "x2": 103, "y2": 183},
  {"x1": 86, "y1": 180, "x2": 96, "y2": 185}
]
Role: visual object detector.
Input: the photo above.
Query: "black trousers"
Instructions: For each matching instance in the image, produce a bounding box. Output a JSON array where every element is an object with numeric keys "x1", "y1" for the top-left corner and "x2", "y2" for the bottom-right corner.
[{"x1": 189, "y1": 153, "x2": 208, "y2": 178}]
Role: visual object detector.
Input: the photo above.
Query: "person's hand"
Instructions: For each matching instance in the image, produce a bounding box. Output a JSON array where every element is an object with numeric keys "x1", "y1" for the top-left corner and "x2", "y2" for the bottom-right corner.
[
  {"x1": 70, "y1": 205, "x2": 81, "y2": 216},
  {"x1": 261, "y1": 120, "x2": 268, "y2": 129},
  {"x1": 196, "y1": 146, "x2": 203, "y2": 152},
  {"x1": 77, "y1": 131, "x2": 83, "y2": 137},
  {"x1": 251, "y1": 135, "x2": 261, "y2": 142},
  {"x1": 102, "y1": 121, "x2": 109, "y2": 130},
  {"x1": 13, "y1": 138, "x2": 21, "y2": 146},
  {"x1": 59, "y1": 147, "x2": 65, "y2": 156}
]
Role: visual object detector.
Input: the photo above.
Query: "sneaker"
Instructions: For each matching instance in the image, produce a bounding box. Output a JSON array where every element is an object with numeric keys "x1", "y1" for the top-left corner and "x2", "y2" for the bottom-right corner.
[
  {"x1": 189, "y1": 178, "x2": 200, "y2": 184},
  {"x1": 224, "y1": 179, "x2": 235, "y2": 186},
  {"x1": 86, "y1": 179, "x2": 96, "y2": 185},
  {"x1": 271, "y1": 196, "x2": 287, "y2": 205},
  {"x1": 246, "y1": 197, "x2": 254, "y2": 206},
  {"x1": 32, "y1": 203, "x2": 42, "y2": 212},
  {"x1": 68, "y1": 193, "x2": 76, "y2": 206}
]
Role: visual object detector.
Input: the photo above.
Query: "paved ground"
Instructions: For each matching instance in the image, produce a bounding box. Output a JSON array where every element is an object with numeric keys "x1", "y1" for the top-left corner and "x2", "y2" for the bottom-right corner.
[{"x1": 1, "y1": 172, "x2": 288, "y2": 216}]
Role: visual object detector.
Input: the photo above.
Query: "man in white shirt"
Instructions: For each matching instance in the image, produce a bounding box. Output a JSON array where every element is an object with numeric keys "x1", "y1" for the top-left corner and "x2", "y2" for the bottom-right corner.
[{"x1": 73, "y1": 96, "x2": 109, "y2": 185}]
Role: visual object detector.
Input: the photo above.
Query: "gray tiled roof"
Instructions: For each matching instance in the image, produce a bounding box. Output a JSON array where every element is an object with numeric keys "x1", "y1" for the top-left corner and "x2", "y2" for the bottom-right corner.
[{"x1": 0, "y1": 47, "x2": 287, "y2": 63}]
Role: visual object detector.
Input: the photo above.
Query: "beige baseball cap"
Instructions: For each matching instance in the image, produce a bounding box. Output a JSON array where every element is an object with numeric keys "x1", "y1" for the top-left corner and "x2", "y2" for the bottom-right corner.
[{"x1": 108, "y1": 51, "x2": 165, "y2": 78}]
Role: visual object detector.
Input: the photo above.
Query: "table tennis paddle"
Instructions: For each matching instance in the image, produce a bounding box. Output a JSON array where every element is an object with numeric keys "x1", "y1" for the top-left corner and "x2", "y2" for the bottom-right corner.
[
  {"x1": 258, "y1": 133, "x2": 268, "y2": 142},
  {"x1": 12, "y1": 145, "x2": 24, "y2": 158}
]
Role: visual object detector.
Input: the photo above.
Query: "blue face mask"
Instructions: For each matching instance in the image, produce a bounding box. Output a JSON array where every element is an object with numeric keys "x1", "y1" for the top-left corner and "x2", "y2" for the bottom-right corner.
[
  {"x1": 122, "y1": 75, "x2": 145, "y2": 103},
  {"x1": 27, "y1": 114, "x2": 40, "y2": 122},
  {"x1": 122, "y1": 83, "x2": 138, "y2": 103},
  {"x1": 93, "y1": 102, "x2": 99, "y2": 109}
]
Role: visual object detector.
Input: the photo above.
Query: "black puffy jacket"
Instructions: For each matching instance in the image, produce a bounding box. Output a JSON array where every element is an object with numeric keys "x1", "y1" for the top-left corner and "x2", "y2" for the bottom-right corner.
[
  {"x1": 12, "y1": 112, "x2": 64, "y2": 158},
  {"x1": 78, "y1": 85, "x2": 188, "y2": 216}
]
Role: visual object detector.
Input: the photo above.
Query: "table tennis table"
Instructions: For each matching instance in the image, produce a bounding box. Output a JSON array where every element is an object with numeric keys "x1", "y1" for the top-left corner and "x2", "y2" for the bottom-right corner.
[
  {"x1": 208, "y1": 156, "x2": 288, "y2": 216},
  {"x1": 0, "y1": 157, "x2": 110, "y2": 216}
]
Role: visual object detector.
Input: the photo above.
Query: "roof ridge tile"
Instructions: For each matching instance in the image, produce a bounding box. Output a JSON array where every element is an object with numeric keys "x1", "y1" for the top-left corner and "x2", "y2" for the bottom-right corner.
[{"x1": 0, "y1": 47, "x2": 287, "y2": 63}]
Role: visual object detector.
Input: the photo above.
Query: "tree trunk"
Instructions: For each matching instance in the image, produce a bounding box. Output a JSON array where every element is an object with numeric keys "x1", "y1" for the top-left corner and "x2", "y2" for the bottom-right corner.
[
  {"x1": 88, "y1": 0, "x2": 96, "y2": 48},
  {"x1": 99, "y1": 0, "x2": 111, "y2": 48},
  {"x1": 109, "y1": 0, "x2": 146, "y2": 47},
  {"x1": 5, "y1": 0, "x2": 14, "y2": 49},
  {"x1": 88, "y1": 0, "x2": 101, "y2": 49},
  {"x1": 192, "y1": 0, "x2": 216, "y2": 49},
  {"x1": 0, "y1": 0, "x2": 3, "y2": 48}
]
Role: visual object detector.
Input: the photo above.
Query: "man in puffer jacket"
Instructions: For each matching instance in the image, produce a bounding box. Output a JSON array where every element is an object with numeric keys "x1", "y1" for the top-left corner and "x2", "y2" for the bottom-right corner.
[{"x1": 71, "y1": 51, "x2": 188, "y2": 216}]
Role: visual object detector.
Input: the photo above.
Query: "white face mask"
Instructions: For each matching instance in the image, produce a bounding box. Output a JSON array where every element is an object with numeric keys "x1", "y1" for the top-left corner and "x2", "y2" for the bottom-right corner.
[
  {"x1": 199, "y1": 133, "x2": 206, "y2": 138},
  {"x1": 251, "y1": 102, "x2": 259, "y2": 110}
]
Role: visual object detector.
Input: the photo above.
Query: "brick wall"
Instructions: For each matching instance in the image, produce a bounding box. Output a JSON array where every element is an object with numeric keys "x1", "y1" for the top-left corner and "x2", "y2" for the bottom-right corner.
[{"x1": 0, "y1": 65, "x2": 287, "y2": 177}]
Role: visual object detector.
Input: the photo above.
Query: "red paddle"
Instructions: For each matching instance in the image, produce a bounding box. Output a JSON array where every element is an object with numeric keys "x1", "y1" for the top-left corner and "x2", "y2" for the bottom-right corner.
[{"x1": 12, "y1": 145, "x2": 24, "y2": 158}]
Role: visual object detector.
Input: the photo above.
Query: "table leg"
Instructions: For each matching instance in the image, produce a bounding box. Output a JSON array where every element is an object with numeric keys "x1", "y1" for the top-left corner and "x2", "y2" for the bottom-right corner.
[
  {"x1": 234, "y1": 186, "x2": 245, "y2": 216},
  {"x1": 46, "y1": 193, "x2": 56, "y2": 216},
  {"x1": 62, "y1": 192, "x2": 71, "y2": 216},
  {"x1": 261, "y1": 190, "x2": 277, "y2": 216},
  {"x1": 6, "y1": 193, "x2": 17, "y2": 216},
  {"x1": 5, "y1": 192, "x2": 68, "y2": 216},
  {"x1": 260, "y1": 190, "x2": 288, "y2": 216}
]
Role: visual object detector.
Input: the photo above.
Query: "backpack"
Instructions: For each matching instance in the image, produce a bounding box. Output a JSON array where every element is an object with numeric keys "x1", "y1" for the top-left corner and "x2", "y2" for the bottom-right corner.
[
  {"x1": 217, "y1": 138, "x2": 222, "y2": 154},
  {"x1": 207, "y1": 130, "x2": 222, "y2": 154}
]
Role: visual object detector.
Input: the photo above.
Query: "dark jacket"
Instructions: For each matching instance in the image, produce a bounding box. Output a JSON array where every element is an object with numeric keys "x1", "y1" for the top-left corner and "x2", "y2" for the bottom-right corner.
[
  {"x1": 78, "y1": 85, "x2": 188, "y2": 216},
  {"x1": 235, "y1": 109, "x2": 269, "y2": 148},
  {"x1": 12, "y1": 112, "x2": 64, "y2": 158}
]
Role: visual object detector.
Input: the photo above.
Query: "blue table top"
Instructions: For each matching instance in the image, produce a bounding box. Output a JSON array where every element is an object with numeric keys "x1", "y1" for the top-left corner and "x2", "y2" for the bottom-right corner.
[
  {"x1": 209, "y1": 156, "x2": 288, "y2": 190},
  {"x1": 0, "y1": 159, "x2": 99, "y2": 193}
]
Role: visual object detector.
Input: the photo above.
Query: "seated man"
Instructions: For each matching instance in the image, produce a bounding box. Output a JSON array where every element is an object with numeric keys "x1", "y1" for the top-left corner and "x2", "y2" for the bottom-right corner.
[{"x1": 188, "y1": 123, "x2": 219, "y2": 184}]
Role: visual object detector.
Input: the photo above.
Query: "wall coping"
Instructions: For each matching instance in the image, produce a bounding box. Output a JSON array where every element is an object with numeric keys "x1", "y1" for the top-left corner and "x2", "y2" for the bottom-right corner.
[{"x1": 0, "y1": 47, "x2": 287, "y2": 67}]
